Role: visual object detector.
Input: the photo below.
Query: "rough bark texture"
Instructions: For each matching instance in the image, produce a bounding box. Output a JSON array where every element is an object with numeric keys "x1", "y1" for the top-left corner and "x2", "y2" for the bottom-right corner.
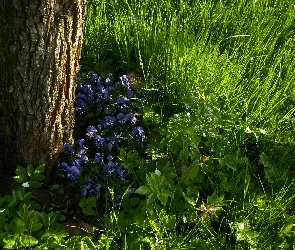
[{"x1": 0, "y1": 0, "x2": 86, "y2": 180}]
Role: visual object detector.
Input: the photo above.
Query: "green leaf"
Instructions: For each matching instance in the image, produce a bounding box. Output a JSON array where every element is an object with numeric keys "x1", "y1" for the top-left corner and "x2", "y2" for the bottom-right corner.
[
  {"x1": 29, "y1": 216, "x2": 43, "y2": 232},
  {"x1": 34, "y1": 164, "x2": 45, "y2": 174},
  {"x1": 28, "y1": 180, "x2": 42, "y2": 188},
  {"x1": 31, "y1": 173, "x2": 46, "y2": 181},
  {"x1": 179, "y1": 161, "x2": 199, "y2": 186},
  {"x1": 259, "y1": 152, "x2": 272, "y2": 168},
  {"x1": 86, "y1": 197, "x2": 97, "y2": 207},
  {"x1": 18, "y1": 234, "x2": 38, "y2": 247},
  {"x1": 158, "y1": 192, "x2": 168, "y2": 206},
  {"x1": 135, "y1": 185, "x2": 152, "y2": 196},
  {"x1": 13, "y1": 217, "x2": 26, "y2": 227},
  {"x1": 13, "y1": 175, "x2": 26, "y2": 184},
  {"x1": 280, "y1": 222, "x2": 293, "y2": 237},
  {"x1": 15, "y1": 166, "x2": 26, "y2": 177},
  {"x1": 224, "y1": 154, "x2": 237, "y2": 170},
  {"x1": 79, "y1": 197, "x2": 87, "y2": 208},
  {"x1": 147, "y1": 192, "x2": 157, "y2": 204},
  {"x1": 82, "y1": 206, "x2": 95, "y2": 216},
  {"x1": 129, "y1": 197, "x2": 140, "y2": 207},
  {"x1": 27, "y1": 164, "x2": 34, "y2": 178}
]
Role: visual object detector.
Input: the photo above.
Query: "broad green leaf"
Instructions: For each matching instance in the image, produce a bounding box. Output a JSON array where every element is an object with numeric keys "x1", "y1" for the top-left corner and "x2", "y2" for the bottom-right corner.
[
  {"x1": 26, "y1": 164, "x2": 34, "y2": 178},
  {"x1": 13, "y1": 175, "x2": 26, "y2": 184},
  {"x1": 28, "y1": 180, "x2": 42, "y2": 188},
  {"x1": 18, "y1": 234, "x2": 38, "y2": 247},
  {"x1": 147, "y1": 192, "x2": 157, "y2": 204},
  {"x1": 79, "y1": 197, "x2": 87, "y2": 208},
  {"x1": 179, "y1": 161, "x2": 199, "y2": 186},
  {"x1": 34, "y1": 164, "x2": 45, "y2": 174},
  {"x1": 86, "y1": 197, "x2": 97, "y2": 207},
  {"x1": 259, "y1": 152, "x2": 272, "y2": 168},
  {"x1": 224, "y1": 154, "x2": 237, "y2": 170},
  {"x1": 13, "y1": 217, "x2": 26, "y2": 227},
  {"x1": 82, "y1": 206, "x2": 95, "y2": 216},
  {"x1": 158, "y1": 192, "x2": 168, "y2": 206},
  {"x1": 135, "y1": 185, "x2": 152, "y2": 195},
  {"x1": 15, "y1": 166, "x2": 26, "y2": 177},
  {"x1": 31, "y1": 173, "x2": 46, "y2": 181}
]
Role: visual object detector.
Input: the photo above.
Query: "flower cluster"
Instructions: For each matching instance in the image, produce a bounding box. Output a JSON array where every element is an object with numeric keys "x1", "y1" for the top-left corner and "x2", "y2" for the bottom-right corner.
[{"x1": 58, "y1": 71, "x2": 147, "y2": 204}]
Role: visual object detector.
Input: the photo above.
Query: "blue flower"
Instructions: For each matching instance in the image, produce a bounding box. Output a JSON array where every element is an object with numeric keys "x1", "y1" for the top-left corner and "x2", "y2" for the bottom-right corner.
[
  {"x1": 114, "y1": 195, "x2": 122, "y2": 203},
  {"x1": 103, "y1": 161, "x2": 117, "y2": 176},
  {"x1": 95, "y1": 152, "x2": 104, "y2": 165},
  {"x1": 116, "y1": 165, "x2": 127, "y2": 180},
  {"x1": 76, "y1": 139, "x2": 85, "y2": 148},
  {"x1": 125, "y1": 113, "x2": 138, "y2": 125},
  {"x1": 81, "y1": 178, "x2": 100, "y2": 199},
  {"x1": 105, "y1": 76, "x2": 113, "y2": 85},
  {"x1": 127, "y1": 89, "x2": 136, "y2": 98},
  {"x1": 89, "y1": 72, "x2": 101, "y2": 87},
  {"x1": 105, "y1": 137, "x2": 117, "y2": 151},
  {"x1": 78, "y1": 154, "x2": 89, "y2": 166},
  {"x1": 74, "y1": 99, "x2": 86, "y2": 115},
  {"x1": 116, "y1": 113, "x2": 127, "y2": 126},
  {"x1": 60, "y1": 162, "x2": 80, "y2": 180},
  {"x1": 81, "y1": 84, "x2": 92, "y2": 95},
  {"x1": 85, "y1": 126, "x2": 98, "y2": 140},
  {"x1": 76, "y1": 145, "x2": 87, "y2": 157},
  {"x1": 76, "y1": 93, "x2": 88, "y2": 102},
  {"x1": 117, "y1": 96, "x2": 130, "y2": 111},
  {"x1": 93, "y1": 135, "x2": 105, "y2": 150},
  {"x1": 120, "y1": 75, "x2": 131, "y2": 89},
  {"x1": 101, "y1": 116, "x2": 116, "y2": 129},
  {"x1": 131, "y1": 127, "x2": 147, "y2": 142},
  {"x1": 62, "y1": 143, "x2": 75, "y2": 154}
]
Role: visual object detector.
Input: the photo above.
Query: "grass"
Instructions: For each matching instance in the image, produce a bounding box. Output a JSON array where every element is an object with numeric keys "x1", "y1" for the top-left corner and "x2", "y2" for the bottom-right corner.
[
  {"x1": 80, "y1": 0, "x2": 295, "y2": 248},
  {"x1": 83, "y1": 0, "x2": 295, "y2": 131}
]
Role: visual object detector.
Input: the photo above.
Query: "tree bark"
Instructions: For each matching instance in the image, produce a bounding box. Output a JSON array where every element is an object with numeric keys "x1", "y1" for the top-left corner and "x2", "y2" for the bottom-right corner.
[{"x1": 0, "y1": 0, "x2": 86, "y2": 180}]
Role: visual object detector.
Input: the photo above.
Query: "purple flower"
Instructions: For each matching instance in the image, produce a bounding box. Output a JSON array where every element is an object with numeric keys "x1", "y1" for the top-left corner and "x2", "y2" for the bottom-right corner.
[
  {"x1": 120, "y1": 75, "x2": 131, "y2": 89},
  {"x1": 101, "y1": 116, "x2": 116, "y2": 129},
  {"x1": 105, "y1": 137, "x2": 117, "y2": 151},
  {"x1": 117, "y1": 96, "x2": 130, "y2": 111},
  {"x1": 96, "y1": 85, "x2": 109, "y2": 100},
  {"x1": 81, "y1": 178, "x2": 100, "y2": 199},
  {"x1": 127, "y1": 89, "x2": 136, "y2": 98},
  {"x1": 76, "y1": 93, "x2": 88, "y2": 102},
  {"x1": 116, "y1": 113, "x2": 129, "y2": 126},
  {"x1": 107, "y1": 155, "x2": 113, "y2": 161},
  {"x1": 95, "y1": 152, "x2": 104, "y2": 165},
  {"x1": 78, "y1": 154, "x2": 88, "y2": 165},
  {"x1": 74, "y1": 99, "x2": 86, "y2": 115},
  {"x1": 125, "y1": 113, "x2": 138, "y2": 125},
  {"x1": 103, "y1": 161, "x2": 117, "y2": 176},
  {"x1": 105, "y1": 76, "x2": 113, "y2": 85},
  {"x1": 85, "y1": 126, "x2": 98, "y2": 140},
  {"x1": 93, "y1": 135, "x2": 105, "y2": 150},
  {"x1": 81, "y1": 84, "x2": 92, "y2": 95},
  {"x1": 62, "y1": 143, "x2": 75, "y2": 154},
  {"x1": 116, "y1": 165, "x2": 127, "y2": 180},
  {"x1": 89, "y1": 72, "x2": 101, "y2": 87},
  {"x1": 76, "y1": 146, "x2": 87, "y2": 157},
  {"x1": 76, "y1": 139, "x2": 85, "y2": 148},
  {"x1": 131, "y1": 127, "x2": 147, "y2": 142},
  {"x1": 60, "y1": 162, "x2": 80, "y2": 181},
  {"x1": 114, "y1": 195, "x2": 122, "y2": 203}
]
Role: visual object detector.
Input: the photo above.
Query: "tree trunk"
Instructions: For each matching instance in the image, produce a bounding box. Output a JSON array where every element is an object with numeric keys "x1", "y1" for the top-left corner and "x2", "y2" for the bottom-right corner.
[{"x1": 0, "y1": 0, "x2": 86, "y2": 180}]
